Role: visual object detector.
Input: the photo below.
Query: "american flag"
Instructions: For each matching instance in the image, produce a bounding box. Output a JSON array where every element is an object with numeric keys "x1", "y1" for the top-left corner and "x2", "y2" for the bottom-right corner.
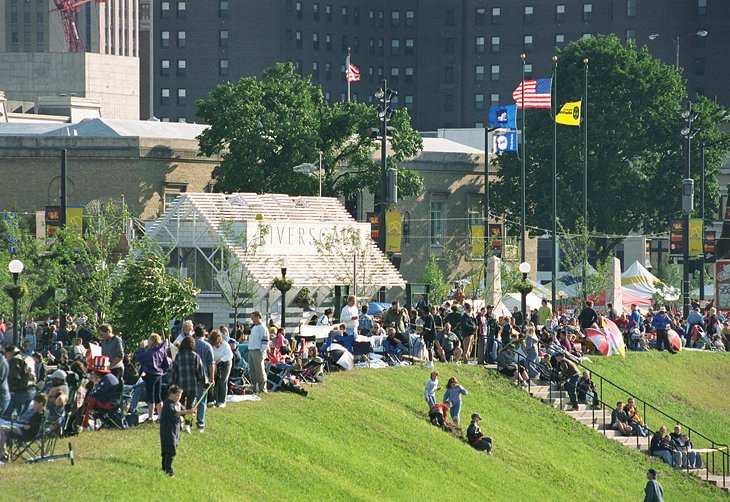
[
  {"x1": 345, "y1": 55, "x2": 360, "y2": 83},
  {"x1": 512, "y1": 78, "x2": 552, "y2": 109}
]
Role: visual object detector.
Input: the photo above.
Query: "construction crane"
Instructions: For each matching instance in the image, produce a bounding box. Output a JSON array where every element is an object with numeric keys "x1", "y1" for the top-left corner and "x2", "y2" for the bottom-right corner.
[{"x1": 51, "y1": 0, "x2": 106, "y2": 53}]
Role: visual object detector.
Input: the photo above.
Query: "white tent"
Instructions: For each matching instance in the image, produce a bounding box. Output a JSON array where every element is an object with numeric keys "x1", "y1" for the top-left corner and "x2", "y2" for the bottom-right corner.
[
  {"x1": 500, "y1": 292, "x2": 544, "y2": 312},
  {"x1": 621, "y1": 261, "x2": 660, "y2": 297},
  {"x1": 690, "y1": 284, "x2": 714, "y2": 299}
]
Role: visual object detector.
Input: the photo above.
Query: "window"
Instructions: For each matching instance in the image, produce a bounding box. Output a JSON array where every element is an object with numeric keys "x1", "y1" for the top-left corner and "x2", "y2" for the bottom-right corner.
[
  {"x1": 625, "y1": 29, "x2": 636, "y2": 42},
  {"x1": 405, "y1": 38, "x2": 414, "y2": 54},
  {"x1": 626, "y1": 0, "x2": 636, "y2": 17},
  {"x1": 555, "y1": 34, "x2": 565, "y2": 48},
  {"x1": 491, "y1": 36, "x2": 500, "y2": 53},
  {"x1": 312, "y1": 32, "x2": 319, "y2": 50},
  {"x1": 161, "y1": 88, "x2": 170, "y2": 105},
  {"x1": 583, "y1": 3, "x2": 593, "y2": 21},
  {"x1": 524, "y1": 64, "x2": 533, "y2": 78},
  {"x1": 177, "y1": 31, "x2": 186, "y2": 48},
  {"x1": 169, "y1": 247, "x2": 221, "y2": 292},
  {"x1": 353, "y1": 7, "x2": 359, "y2": 25},
  {"x1": 219, "y1": 0, "x2": 228, "y2": 18},
  {"x1": 341, "y1": 35, "x2": 348, "y2": 52},
  {"x1": 160, "y1": 31, "x2": 170, "y2": 48},
  {"x1": 295, "y1": 1, "x2": 302, "y2": 18},
  {"x1": 325, "y1": 4, "x2": 332, "y2": 22},
  {"x1": 475, "y1": 65, "x2": 485, "y2": 82},
  {"x1": 491, "y1": 65, "x2": 500, "y2": 81},
  {"x1": 341, "y1": 6, "x2": 348, "y2": 23},
  {"x1": 177, "y1": 59, "x2": 186, "y2": 75},
  {"x1": 444, "y1": 66, "x2": 454, "y2": 83},
  {"x1": 391, "y1": 11, "x2": 399, "y2": 26},
  {"x1": 698, "y1": 0, "x2": 706, "y2": 15},
  {"x1": 405, "y1": 66, "x2": 414, "y2": 83},
  {"x1": 444, "y1": 37, "x2": 455, "y2": 55},
  {"x1": 369, "y1": 9, "x2": 375, "y2": 26},
  {"x1": 491, "y1": 7, "x2": 501, "y2": 24},
  {"x1": 430, "y1": 199, "x2": 445, "y2": 246},
  {"x1": 219, "y1": 59, "x2": 228, "y2": 76},
  {"x1": 444, "y1": 8, "x2": 454, "y2": 26},
  {"x1": 378, "y1": 38, "x2": 384, "y2": 56},
  {"x1": 160, "y1": 59, "x2": 170, "y2": 76},
  {"x1": 581, "y1": 33, "x2": 592, "y2": 40},
  {"x1": 177, "y1": 1, "x2": 186, "y2": 18},
  {"x1": 524, "y1": 6, "x2": 534, "y2": 24},
  {"x1": 160, "y1": 1, "x2": 170, "y2": 18},
  {"x1": 524, "y1": 35, "x2": 533, "y2": 52},
  {"x1": 313, "y1": 2, "x2": 319, "y2": 20},
  {"x1": 36, "y1": 31, "x2": 43, "y2": 45},
  {"x1": 325, "y1": 62, "x2": 331, "y2": 79},
  {"x1": 390, "y1": 67, "x2": 399, "y2": 84},
  {"x1": 404, "y1": 95, "x2": 413, "y2": 108},
  {"x1": 391, "y1": 39, "x2": 399, "y2": 55},
  {"x1": 178, "y1": 118, "x2": 187, "y2": 123},
  {"x1": 475, "y1": 36, "x2": 485, "y2": 53},
  {"x1": 490, "y1": 93, "x2": 500, "y2": 105},
  {"x1": 23, "y1": 12, "x2": 30, "y2": 25},
  {"x1": 475, "y1": 7, "x2": 486, "y2": 25},
  {"x1": 219, "y1": 30, "x2": 229, "y2": 48},
  {"x1": 312, "y1": 61, "x2": 319, "y2": 79},
  {"x1": 295, "y1": 31, "x2": 302, "y2": 49},
  {"x1": 405, "y1": 10, "x2": 414, "y2": 26},
  {"x1": 325, "y1": 33, "x2": 332, "y2": 50},
  {"x1": 36, "y1": 13, "x2": 45, "y2": 25},
  {"x1": 163, "y1": 184, "x2": 186, "y2": 213},
  {"x1": 475, "y1": 94, "x2": 485, "y2": 110},
  {"x1": 556, "y1": 4, "x2": 565, "y2": 22},
  {"x1": 177, "y1": 88, "x2": 186, "y2": 105}
]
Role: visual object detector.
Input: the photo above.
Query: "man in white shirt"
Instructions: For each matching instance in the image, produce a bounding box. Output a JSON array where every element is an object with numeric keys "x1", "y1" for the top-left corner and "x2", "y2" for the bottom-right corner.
[
  {"x1": 340, "y1": 296, "x2": 359, "y2": 336},
  {"x1": 173, "y1": 320, "x2": 194, "y2": 346},
  {"x1": 247, "y1": 312, "x2": 269, "y2": 394}
]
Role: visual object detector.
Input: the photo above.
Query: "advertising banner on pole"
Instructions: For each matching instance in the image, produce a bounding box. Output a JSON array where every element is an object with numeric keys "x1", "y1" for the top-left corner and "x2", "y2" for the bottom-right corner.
[
  {"x1": 385, "y1": 211, "x2": 402, "y2": 253},
  {"x1": 715, "y1": 261, "x2": 730, "y2": 313},
  {"x1": 471, "y1": 224, "x2": 484, "y2": 260}
]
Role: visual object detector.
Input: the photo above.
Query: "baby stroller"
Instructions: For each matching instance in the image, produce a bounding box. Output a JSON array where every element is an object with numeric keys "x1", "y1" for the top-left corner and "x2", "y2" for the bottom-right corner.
[{"x1": 266, "y1": 364, "x2": 308, "y2": 396}]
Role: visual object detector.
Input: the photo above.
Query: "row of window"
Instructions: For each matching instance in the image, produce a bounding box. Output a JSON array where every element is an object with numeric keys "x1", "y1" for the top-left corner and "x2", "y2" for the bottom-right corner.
[
  {"x1": 8, "y1": 12, "x2": 44, "y2": 24},
  {"x1": 289, "y1": 2, "x2": 416, "y2": 27},
  {"x1": 160, "y1": 1, "x2": 229, "y2": 19},
  {"x1": 160, "y1": 30, "x2": 229, "y2": 48},
  {"x1": 8, "y1": 30, "x2": 44, "y2": 46}
]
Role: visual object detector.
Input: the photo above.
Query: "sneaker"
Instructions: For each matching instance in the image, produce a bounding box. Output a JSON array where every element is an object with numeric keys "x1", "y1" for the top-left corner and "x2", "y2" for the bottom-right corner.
[
  {"x1": 424, "y1": 361, "x2": 434, "y2": 369},
  {"x1": 167, "y1": 470, "x2": 175, "y2": 478},
  {"x1": 218, "y1": 402, "x2": 226, "y2": 408},
  {"x1": 183, "y1": 424, "x2": 191, "y2": 434},
  {"x1": 197, "y1": 427, "x2": 205, "y2": 433}
]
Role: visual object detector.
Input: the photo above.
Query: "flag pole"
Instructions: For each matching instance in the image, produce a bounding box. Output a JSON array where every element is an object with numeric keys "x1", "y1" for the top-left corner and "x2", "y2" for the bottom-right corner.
[
  {"x1": 520, "y1": 53, "x2": 527, "y2": 269},
  {"x1": 346, "y1": 47, "x2": 351, "y2": 103},
  {"x1": 551, "y1": 55, "x2": 558, "y2": 314},
  {"x1": 582, "y1": 57, "x2": 589, "y2": 304}
]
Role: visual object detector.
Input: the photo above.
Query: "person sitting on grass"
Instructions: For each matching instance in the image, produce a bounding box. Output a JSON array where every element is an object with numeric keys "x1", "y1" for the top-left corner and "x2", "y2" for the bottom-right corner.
[
  {"x1": 611, "y1": 401, "x2": 634, "y2": 436},
  {"x1": 428, "y1": 400, "x2": 452, "y2": 430},
  {"x1": 424, "y1": 370, "x2": 439, "y2": 408},
  {"x1": 576, "y1": 371, "x2": 600, "y2": 408},
  {"x1": 466, "y1": 413, "x2": 493, "y2": 455},
  {"x1": 650, "y1": 425, "x2": 682, "y2": 468},
  {"x1": 442, "y1": 377, "x2": 468, "y2": 427},
  {"x1": 624, "y1": 398, "x2": 648, "y2": 437},
  {"x1": 383, "y1": 327, "x2": 407, "y2": 359},
  {"x1": 159, "y1": 385, "x2": 195, "y2": 478},
  {"x1": 0, "y1": 392, "x2": 46, "y2": 462}
]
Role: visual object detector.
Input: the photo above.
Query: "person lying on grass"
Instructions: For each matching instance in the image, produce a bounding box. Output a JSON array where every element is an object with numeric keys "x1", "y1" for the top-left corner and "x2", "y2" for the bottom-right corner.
[{"x1": 466, "y1": 413, "x2": 492, "y2": 456}]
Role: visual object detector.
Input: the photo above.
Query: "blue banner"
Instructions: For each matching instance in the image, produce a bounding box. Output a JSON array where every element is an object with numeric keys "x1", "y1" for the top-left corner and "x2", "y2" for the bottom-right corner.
[
  {"x1": 495, "y1": 131, "x2": 518, "y2": 152},
  {"x1": 488, "y1": 104, "x2": 517, "y2": 129}
]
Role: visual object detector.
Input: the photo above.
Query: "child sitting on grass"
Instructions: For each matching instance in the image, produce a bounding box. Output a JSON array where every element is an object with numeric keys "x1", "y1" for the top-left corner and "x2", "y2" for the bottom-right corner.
[
  {"x1": 424, "y1": 370, "x2": 439, "y2": 408},
  {"x1": 160, "y1": 385, "x2": 195, "y2": 477}
]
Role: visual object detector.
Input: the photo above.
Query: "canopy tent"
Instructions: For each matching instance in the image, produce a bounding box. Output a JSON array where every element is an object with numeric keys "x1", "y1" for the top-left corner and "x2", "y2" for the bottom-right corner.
[
  {"x1": 621, "y1": 261, "x2": 660, "y2": 297},
  {"x1": 500, "y1": 292, "x2": 544, "y2": 312}
]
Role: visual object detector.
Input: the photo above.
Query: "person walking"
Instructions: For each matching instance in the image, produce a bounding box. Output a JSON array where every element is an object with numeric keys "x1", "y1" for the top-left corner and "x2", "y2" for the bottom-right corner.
[
  {"x1": 442, "y1": 377, "x2": 469, "y2": 427},
  {"x1": 159, "y1": 385, "x2": 195, "y2": 477},
  {"x1": 171, "y1": 336, "x2": 206, "y2": 434},
  {"x1": 643, "y1": 469, "x2": 664, "y2": 502},
  {"x1": 248, "y1": 312, "x2": 269, "y2": 394},
  {"x1": 423, "y1": 370, "x2": 439, "y2": 408}
]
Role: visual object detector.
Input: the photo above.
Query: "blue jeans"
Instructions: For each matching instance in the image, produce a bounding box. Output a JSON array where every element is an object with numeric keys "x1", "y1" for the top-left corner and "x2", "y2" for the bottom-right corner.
[
  {"x1": 426, "y1": 395, "x2": 436, "y2": 408},
  {"x1": 450, "y1": 401, "x2": 462, "y2": 421},
  {"x1": 630, "y1": 422, "x2": 648, "y2": 437},
  {"x1": 0, "y1": 394, "x2": 9, "y2": 419},
  {"x1": 3, "y1": 389, "x2": 35, "y2": 420},
  {"x1": 653, "y1": 449, "x2": 682, "y2": 467},
  {"x1": 196, "y1": 385, "x2": 208, "y2": 428},
  {"x1": 125, "y1": 381, "x2": 145, "y2": 413},
  {"x1": 486, "y1": 334, "x2": 498, "y2": 363},
  {"x1": 687, "y1": 451, "x2": 703, "y2": 468}
]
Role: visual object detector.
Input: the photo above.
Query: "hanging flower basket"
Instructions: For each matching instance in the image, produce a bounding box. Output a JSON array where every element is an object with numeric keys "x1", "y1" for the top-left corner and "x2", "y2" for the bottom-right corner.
[
  {"x1": 272, "y1": 277, "x2": 293, "y2": 293},
  {"x1": 4, "y1": 283, "x2": 28, "y2": 301},
  {"x1": 292, "y1": 287, "x2": 315, "y2": 309}
]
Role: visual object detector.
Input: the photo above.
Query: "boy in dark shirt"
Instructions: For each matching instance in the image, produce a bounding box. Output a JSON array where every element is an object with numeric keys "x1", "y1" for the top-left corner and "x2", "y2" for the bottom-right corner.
[
  {"x1": 160, "y1": 385, "x2": 195, "y2": 477},
  {"x1": 0, "y1": 392, "x2": 47, "y2": 460}
]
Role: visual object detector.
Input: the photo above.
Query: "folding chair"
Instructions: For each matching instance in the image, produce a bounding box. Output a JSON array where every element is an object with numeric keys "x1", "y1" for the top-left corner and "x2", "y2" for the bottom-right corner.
[
  {"x1": 352, "y1": 340, "x2": 373, "y2": 367},
  {"x1": 7, "y1": 417, "x2": 73, "y2": 464}
]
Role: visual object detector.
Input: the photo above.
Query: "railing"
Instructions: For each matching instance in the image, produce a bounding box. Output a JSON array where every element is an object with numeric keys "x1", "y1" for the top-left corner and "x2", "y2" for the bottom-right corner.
[{"x1": 495, "y1": 336, "x2": 727, "y2": 489}]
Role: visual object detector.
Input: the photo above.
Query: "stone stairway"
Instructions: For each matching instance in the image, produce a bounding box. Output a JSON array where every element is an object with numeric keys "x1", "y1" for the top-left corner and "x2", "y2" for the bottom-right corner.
[{"x1": 525, "y1": 379, "x2": 730, "y2": 494}]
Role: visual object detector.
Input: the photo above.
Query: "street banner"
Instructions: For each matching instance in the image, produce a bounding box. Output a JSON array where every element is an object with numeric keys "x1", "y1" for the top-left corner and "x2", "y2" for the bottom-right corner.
[
  {"x1": 66, "y1": 206, "x2": 84, "y2": 238},
  {"x1": 715, "y1": 261, "x2": 730, "y2": 312},
  {"x1": 45, "y1": 206, "x2": 62, "y2": 238},
  {"x1": 669, "y1": 220, "x2": 683, "y2": 256},
  {"x1": 689, "y1": 218, "x2": 703, "y2": 256},
  {"x1": 471, "y1": 224, "x2": 484, "y2": 259},
  {"x1": 704, "y1": 231, "x2": 716, "y2": 263},
  {"x1": 367, "y1": 212, "x2": 379, "y2": 241},
  {"x1": 385, "y1": 211, "x2": 401, "y2": 253},
  {"x1": 555, "y1": 100, "x2": 581, "y2": 126},
  {"x1": 494, "y1": 131, "x2": 518, "y2": 152},
  {"x1": 488, "y1": 224, "x2": 503, "y2": 258},
  {"x1": 488, "y1": 104, "x2": 517, "y2": 129}
]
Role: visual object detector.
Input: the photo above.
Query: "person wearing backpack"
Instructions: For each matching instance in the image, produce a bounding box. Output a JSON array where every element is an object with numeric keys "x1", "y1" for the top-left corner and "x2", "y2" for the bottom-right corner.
[
  {"x1": 358, "y1": 305, "x2": 373, "y2": 336},
  {"x1": 3, "y1": 345, "x2": 36, "y2": 420}
]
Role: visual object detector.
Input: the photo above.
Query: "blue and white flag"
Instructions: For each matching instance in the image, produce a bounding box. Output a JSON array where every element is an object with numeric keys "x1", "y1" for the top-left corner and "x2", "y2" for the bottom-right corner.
[
  {"x1": 488, "y1": 104, "x2": 517, "y2": 129},
  {"x1": 494, "y1": 131, "x2": 518, "y2": 152}
]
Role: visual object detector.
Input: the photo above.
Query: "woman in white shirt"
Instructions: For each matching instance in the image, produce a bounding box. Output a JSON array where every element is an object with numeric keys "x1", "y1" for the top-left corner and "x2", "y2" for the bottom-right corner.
[{"x1": 209, "y1": 330, "x2": 233, "y2": 408}]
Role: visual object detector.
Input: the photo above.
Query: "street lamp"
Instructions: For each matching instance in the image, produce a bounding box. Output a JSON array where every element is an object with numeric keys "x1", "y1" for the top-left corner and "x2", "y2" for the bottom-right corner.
[
  {"x1": 518, "y1": 261, "x2": 532, "y2": 330},
  {"x1": 648, "y1": 30, "x2": 708, "y2": 70},
  {"x1": 375, "y1": 80, "x2": 396, "y2": 252},
  {"x1": 680, "y1": 101, "x2": 700, "y2": 318},
  {"x1": 8, "y1": 259, "x2": 24, "y2": 346},
  {"x1": 292, "y1": 151, "x2": 323, "y2": 197},
  {"x1": 279, "y1": 258, "x2": 289, "y2": 328}
]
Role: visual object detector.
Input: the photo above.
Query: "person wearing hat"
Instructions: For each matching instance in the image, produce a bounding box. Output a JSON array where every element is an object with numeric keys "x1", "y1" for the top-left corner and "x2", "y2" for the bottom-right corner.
[
  {"x1": 651, "y1": 307, "x2": 673, "y2": 352},
  {"x1": 82, "y1": 355, "x2": 121, "y2": 429},
  {"x1": 643, "y1": 468, "x2": 664, "y2": 502},
  {"x1": 554, "y1": 352, "x2": 580, "y2": 411},
  {"x1": 466, "y1": 413, "x2": 492, "y2": 455}
]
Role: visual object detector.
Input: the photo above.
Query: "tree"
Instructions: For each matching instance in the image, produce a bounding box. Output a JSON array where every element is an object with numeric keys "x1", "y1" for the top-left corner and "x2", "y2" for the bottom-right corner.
[
  {"x1": 419, "y1": 256, "x2": 449, "y2": 304},
  {"x1": 196, "y1": 62, "x2": 424, "y2": 200},
  {"x1": 112, "y1": 240, "x2": 199, "y2": 348},
  {"x1": 491, "y1": 35, "x2": 730, "y2": 261}
]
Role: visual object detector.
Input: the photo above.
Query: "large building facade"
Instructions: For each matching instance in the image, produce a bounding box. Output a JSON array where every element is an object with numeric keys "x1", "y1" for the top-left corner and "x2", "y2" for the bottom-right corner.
[{"x1": 150, "y1": 0, "x2": 729, "y2": 129}]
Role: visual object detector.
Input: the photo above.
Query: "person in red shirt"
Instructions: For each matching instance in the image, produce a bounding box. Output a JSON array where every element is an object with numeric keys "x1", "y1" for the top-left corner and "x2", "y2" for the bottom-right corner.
[{"x1": 428, "y1": 401, "x2": 452, "y2": 429}]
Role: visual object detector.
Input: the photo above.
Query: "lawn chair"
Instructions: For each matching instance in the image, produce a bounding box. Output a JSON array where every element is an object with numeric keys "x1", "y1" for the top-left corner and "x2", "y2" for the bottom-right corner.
[
  {"x1": 352, "y1": 340, "x2": 373, "y2": 367},
  {"x1": 7, "y1": 416, "x2": 72, "y2": 464}
]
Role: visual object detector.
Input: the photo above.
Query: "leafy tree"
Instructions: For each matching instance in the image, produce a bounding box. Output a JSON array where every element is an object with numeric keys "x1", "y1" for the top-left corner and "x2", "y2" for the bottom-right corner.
[
  {"x1": 419, "y1": 256, "x2": 449, "y2": 304},
  {"x1": 112, "y1": 240, "x2": 199, "y2": 348},
  {"x1": 196, "y1": 62, "x2": 424, "y2": 200},
  {"x1": 491, "y1": 34, "x2": 730, "y2": 261}
]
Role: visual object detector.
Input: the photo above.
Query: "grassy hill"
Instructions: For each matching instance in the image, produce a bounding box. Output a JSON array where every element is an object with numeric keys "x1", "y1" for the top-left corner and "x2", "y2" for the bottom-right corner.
[
  {"x1": 1, "y1": 365, "x2": 726, "y2": 501},
  {"x1": 585, "y1": 350, "x2": 730, "y2": 447}
]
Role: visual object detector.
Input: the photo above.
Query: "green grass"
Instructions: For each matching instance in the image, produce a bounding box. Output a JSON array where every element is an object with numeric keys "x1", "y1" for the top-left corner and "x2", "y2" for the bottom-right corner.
[
  {"x1": 0, "y1": 365, "x2": 726, "y2": 501},
  {"x1": 584, "y1": 350, "x2": 730, "y2": 447}
]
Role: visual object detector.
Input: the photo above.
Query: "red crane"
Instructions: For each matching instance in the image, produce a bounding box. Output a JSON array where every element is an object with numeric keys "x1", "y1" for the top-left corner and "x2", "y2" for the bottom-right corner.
[{"x1": 51, "y1": 0, "x2": 106, "y2": 52}]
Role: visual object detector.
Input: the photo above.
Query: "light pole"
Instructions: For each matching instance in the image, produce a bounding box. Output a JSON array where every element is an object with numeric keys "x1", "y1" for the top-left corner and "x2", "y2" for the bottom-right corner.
[
  {"x1": 279, "y1": 258, "x2": 290, "y2": 328},
  {"x1": 375, "y1": 80, "x2": 396, "y2": 252},
  {"x1": 292, "y1": 151, "x2": 323, "y2": 197},
  {"x1": 648, "y1": 30, "x2": 708, "y2": 70},
  {"x1": 8, "y1": 259, "x2": 24, "y2": 346},
  {"x1": 680, "y1": 101, "x2": 700, "y2": 318},
  {"x1": 518, "y1": 261, "x2": 532, "y2": 330}
]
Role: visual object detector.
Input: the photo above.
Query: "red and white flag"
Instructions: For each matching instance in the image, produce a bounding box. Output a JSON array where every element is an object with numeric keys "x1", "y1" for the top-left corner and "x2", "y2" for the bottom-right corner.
[
  {"x1": 512, "y1": 78, "x2": 552, "y2": 109},
  {"x1": 345, "y1": 55, "x2": 360, "y2": 83}
]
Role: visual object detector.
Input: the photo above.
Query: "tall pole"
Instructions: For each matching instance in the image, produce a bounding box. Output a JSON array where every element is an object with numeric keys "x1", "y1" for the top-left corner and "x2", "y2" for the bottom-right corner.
[
  {"x1": 12, "y1": 272, "x2": 19, "y2": 347},
  {"x1": 378, "y1": 79, "x2": 388, "y2": 252},
  {"x1": 60, "y1": 149, "x2": 68, "y2": 332},
  {"x1": 700, "y1": 143, "x2": 705, "y2": 303},
  {"x1": 280, "y1": 268, "x2": 287, "y2": 328},
  {"x1": 551, "y1": 55, "x2": 558, "y2": 313},
  {"x1": 682, "y1": 101, "x2": 692, "y2": 319},
  {"x1": 483, "y1": 126, "x2": 489, "y2": 297},
  {"x1": 582, "y1": 58, "x2": 589, "y2": 304},
  {"x1": 346, "y1": 48, "x2": 351, "y2": 103},
  {"x1": 675, "y1": 36, "x2": 680, "y2": 71},
  {"x1": 318, "y1": 150, "x2": 323, "y2": 197},
  {"x1": 520, "y1": 54, "x2": 526, "y2": 268}
]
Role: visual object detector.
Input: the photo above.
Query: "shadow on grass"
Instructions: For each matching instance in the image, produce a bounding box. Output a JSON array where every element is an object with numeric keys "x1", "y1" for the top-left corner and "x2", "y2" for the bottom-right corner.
[{"x1": 81, "y1": 455, "x2": 148, "y2": 470}]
